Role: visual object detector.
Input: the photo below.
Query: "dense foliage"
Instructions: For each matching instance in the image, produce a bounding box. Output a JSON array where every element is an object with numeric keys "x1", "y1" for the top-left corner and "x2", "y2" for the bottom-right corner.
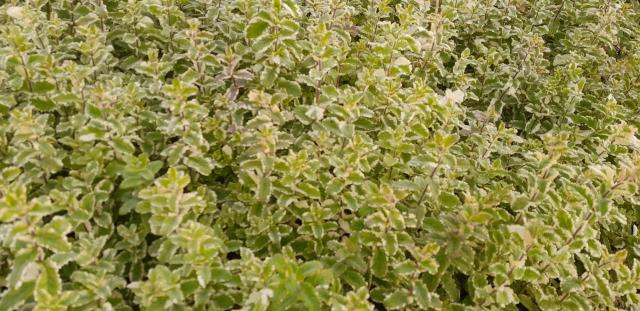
[{"x1": 1, "y1": 0, "x2": 640, "y2": 310}]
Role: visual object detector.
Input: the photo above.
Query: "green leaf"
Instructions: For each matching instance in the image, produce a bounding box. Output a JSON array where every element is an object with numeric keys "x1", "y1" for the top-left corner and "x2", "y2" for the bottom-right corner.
[
  {"x1": 52, "y1": 93, "x2": 80, "y2": 103},
  {"x1": 297, "y1": 182, "x2": 321, "y2": 199},
  {"x1": 149, "y1": 214, "x2": 182, "y2": 236},
  {"x1": 495, "y1": 286, "x2": 517, "y2": 307},
  {"x1": 7, "y1": 247, "x2": 37, "y2": 287},
  {"x1": 414, "y1": 281, "x2": 441, "y2": 309},
  {"x1": 468, "y1": 212, "x2": 492, "y2": 224},
  {"x1": 210, "y1": 268, "x2": 234, "y2": 283},
  {"x1": 556, "y1": 209, "x2": 573, "y2": 231},
  {"x1": 196, "y1": 265, "x2": 211, "y2": 287},
  {"x1": 371, "y1": 248, "x2": 387, "y2": 277},
  {"x1": 112, "y1": 137, "x2": 136, "y2": 154},
  {"x1": 442, "y1": 272, "x2": 459, "y2": 302},
  {"x1": 184, "y1": 155, "x2": 214, "y2": 176},
  {"x1": 517, "y1": 294, "x2": 540, "y2": 311},
  {"x1": 325, "y1": 179, "x2": 344, "y2": 195},
  {"x1": 35, "y1": 230, "x2": 71, "y2": 253},
  {"x1": 439, "y1": 134, "x2": 458, "y2": 150},
  {"x1": 519, "y1": 267, "x2": 542, "y2": 283},
  {"x1": 438, "y1": 192, "x2": 460, "y2": 208},
  {"x1": 32, "y1": 81, "x2": 56, "y2": 94},
  {"x1": 31, "y1": 97, "x2": 55, "y2": 110},
  {"x1": 300, "y1": 283, "x2": 321, "y2": 311},
  {"x1": 86, "y1": 103, "x2": 104, "y2": 119},
  {"x1": 212, "y1": 293, "x2": 236, "y2": 309},
  {"x1": 257, "y1": 175, "x2": 272, "y2": 202},
  {"x1": 282, "y1": 0, "x2": 301, "y2": 17},
  {"x1": 277, "y1": 79, "x2": 302, "y2": 97},
  {"x1": 341, "y1": 269, "x2": 366, "y2": 289},
  {"x1": 272, "y1": 0, "x2": 282, "y2": 14},
  {"x1": 35, "y1": 261, "x2": 62, "y2": 301},
  {"x1": 260, "y1": 66, "x2": 277, "y2": 88},
  {"x1": 0, "y1": 281, "x2": 36, "y2": 311},
  {"x1": 511, "y1": 195, "x2": 529, "y2": 211},
  {"x1": 246, "y1": 19, "x2": 270, "y2": 39},
  {"x1": 394, "y1": 260, "x2": 417, "y2": 275},
  {"x1": 383, "y1": 289, "x2": 409, "y2": 310}
]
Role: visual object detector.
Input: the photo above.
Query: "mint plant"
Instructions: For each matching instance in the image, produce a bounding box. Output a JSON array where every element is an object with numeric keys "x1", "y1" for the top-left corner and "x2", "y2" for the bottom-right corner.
[{"x1": 1, "y1": 0, "x2": 640, "y2": 310}]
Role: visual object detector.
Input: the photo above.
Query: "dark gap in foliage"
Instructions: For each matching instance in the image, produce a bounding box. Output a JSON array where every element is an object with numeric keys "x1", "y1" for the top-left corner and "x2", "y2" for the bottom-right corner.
[{"x1": 226, "y1": 251, "x2": 241, "y2": 261}]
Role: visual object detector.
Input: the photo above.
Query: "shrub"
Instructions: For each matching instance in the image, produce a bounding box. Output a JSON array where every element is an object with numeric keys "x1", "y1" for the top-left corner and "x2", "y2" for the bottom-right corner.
[{"x1": 1, "y1": 0, "x2": 640, "y2": 310}]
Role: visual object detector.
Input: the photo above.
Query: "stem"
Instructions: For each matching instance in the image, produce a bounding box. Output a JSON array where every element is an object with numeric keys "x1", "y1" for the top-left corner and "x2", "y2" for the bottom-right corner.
[
  {"x1": 428, "y1": 0, "x2": 441, "y2": 55},
  {"x1": 315, "y1": 61, "x2": 322, "y2": 104},
  {"x1": 385, "y1": 38, "x2": 399, "y2": 77},
  {"x1": 479, "y1": 243, "x2": 534, "y2": 306},
  {"x1": 557, "y1": 259, "x2": 608, "y2": 304},
  {"x1": 603, "y1": 180, "x2": 624, "y2": 198},
  {"x1": 19, "y1": 54, "x2": 33, "y2": 92},
  {"x1": 539, "y1": 212, "x2": 594, "y2": 274},
  {"x1": 167, "y1": 6, "x2": 174, "y2": 52},
  {"x1": 91, "y1": 53, "x2": 98, "y2": 81},
  {"x1": 97, "y1": 0, "x2": 105, "y2": 31},
  {"x1": 493, "y1": 48, "x2": 530, "y2": 109},
  {"x1": 480, "y1": 139, "x2": 494, "y2": 159},
  {"x1": 416, "y1": 154, "x2": 443, "y2": 207}
]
